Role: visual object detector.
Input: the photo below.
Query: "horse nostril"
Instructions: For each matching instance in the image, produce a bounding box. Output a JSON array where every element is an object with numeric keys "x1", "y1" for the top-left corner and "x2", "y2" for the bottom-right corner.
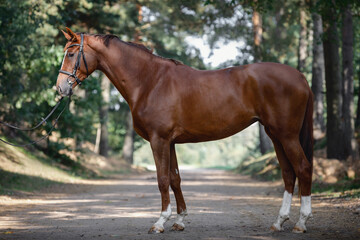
[{"x1": 58, "y1": 86, "x2": 63, "y2": 94}]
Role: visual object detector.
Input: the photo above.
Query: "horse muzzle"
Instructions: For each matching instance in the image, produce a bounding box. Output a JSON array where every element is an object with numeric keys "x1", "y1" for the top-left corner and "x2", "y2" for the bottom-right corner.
[{"x1": 57, "y1": 81, "x2": 73, "y2": 96}]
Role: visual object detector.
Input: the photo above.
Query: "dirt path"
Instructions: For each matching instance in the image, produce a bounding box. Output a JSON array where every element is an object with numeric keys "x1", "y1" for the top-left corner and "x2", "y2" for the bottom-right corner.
[{"x1": 0, "y1": 169, "x2": 359, "y2": 240}]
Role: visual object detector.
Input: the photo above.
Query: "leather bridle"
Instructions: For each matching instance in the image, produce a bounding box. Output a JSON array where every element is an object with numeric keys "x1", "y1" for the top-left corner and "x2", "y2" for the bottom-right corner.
[{"x1": 59, "y1": 33, "x2": 89, "y2": 88}]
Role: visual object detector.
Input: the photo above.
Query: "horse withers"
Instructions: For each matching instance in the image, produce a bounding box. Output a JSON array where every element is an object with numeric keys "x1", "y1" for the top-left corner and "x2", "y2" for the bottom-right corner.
[{"x1": 56, "y1": 28, "x2": 313, "y2": 234}]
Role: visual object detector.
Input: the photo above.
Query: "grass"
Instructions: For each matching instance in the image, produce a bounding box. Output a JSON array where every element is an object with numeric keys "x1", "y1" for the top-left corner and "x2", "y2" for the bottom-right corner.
[
  {"x1": 0, "y1": 133, "x2": 139, "y2": 195},
  {"x1": 236, "y1": 151, "x2": 282, "y2": 181},
  {"x1": 312, "y1": 178, "x2": 360, "y2": 198},
  {"x1": 236, "y1": 150, "x2": 360, "y2": 198},
  {"x1": 0, "y1": 134, "x2": 87, "y2": 195},
  {"x1": 205, "y1": 165, "x2": 236, "y2": 171},
  {"x1": 99, "y1": 169, "x2": 133, "y2": 176},
  {"x1": 0, "y1": 170, "x2": 63, "y2": 195}
]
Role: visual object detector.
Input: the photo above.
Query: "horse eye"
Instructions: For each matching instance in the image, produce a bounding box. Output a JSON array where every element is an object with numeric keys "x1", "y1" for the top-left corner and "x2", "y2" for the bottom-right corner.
[{"x1": 68, "y1": 53, "x2": 74, "y2": 57}]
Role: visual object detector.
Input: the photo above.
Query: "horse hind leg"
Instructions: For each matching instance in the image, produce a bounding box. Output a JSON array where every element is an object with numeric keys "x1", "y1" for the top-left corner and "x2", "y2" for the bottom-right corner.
[
  {"x1": 266, "y1": 129, "x2": 296, "y2": 232},
  {"x1": 169, "y1": 143, "x2": 188, "y2": 231},
  {"x1": 279, "y1": 136, "x2": 313, "y2": 233}
]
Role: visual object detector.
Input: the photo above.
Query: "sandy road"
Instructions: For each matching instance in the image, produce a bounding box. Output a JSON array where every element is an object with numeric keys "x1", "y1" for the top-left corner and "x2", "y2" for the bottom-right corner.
[{"x1": 0, "y1": 169, "x2": 359, "y2": 240}]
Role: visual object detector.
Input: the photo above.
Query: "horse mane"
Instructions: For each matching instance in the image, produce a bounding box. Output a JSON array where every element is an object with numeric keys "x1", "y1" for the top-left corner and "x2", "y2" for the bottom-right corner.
[{"x1": 92, "y1": 34, "x2": 183, "y2": 66}]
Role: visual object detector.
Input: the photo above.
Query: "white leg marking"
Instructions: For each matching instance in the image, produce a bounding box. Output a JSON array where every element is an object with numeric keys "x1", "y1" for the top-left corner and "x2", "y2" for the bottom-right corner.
[
  {"x1": 174, "y1": 209, "x2": 188, "y2": 229},
  {"x1": 293, "y1": 195, "x2": 312, "y2": 233},
  {"x1": 151, "y1": 204, "x2": 172, "y2": 233},
  {"x1": 271, "y1": 191, "x2": 292, "y2": 231}
]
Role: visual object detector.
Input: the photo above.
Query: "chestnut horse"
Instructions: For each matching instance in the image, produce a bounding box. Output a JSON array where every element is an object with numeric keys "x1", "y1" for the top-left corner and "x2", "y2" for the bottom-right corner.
[{"x1": 56, "y1": 28, "x2": 313, "y2": 234}]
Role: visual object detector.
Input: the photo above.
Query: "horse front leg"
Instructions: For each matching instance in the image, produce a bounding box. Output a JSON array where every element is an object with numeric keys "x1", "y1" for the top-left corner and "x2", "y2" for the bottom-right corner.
[
  {"x1": 169, "y1": 143, "x2": 187, "y2": 231},
  {"x1": 148, "y1": 136, "x2": 172, "y2": 234}
]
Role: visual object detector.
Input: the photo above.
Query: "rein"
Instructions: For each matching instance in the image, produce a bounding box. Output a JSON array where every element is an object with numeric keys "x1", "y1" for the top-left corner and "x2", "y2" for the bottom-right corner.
[
  {"x1": 0, "y1": 97, "x2": 71, "y2": 147},
  {"x1": 0, "y1": 97, "x2": 64, "y2": 131}
]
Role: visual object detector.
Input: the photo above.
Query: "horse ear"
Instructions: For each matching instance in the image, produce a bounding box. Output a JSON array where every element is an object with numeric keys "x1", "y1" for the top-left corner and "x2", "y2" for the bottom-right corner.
[
  {"x1": 61, "y1": 29, "x2": 72, "y2": 41},
  {"x1": 65, "y1": 27, "x2": 78, "y2": 42}
]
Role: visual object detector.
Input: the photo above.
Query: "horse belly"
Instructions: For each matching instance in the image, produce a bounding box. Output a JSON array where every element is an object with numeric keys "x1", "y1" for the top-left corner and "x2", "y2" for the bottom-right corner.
[
  {"x1": 174, "y1": 74, "x2": 257, "y2": 143},
  {"x1": 174, "y1": 108, "x2": 257, "y2": 143}
]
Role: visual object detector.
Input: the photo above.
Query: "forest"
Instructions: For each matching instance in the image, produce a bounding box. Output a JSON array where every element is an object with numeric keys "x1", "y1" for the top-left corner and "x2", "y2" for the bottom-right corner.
[{"x1": 1, "y1": 0, "x2": 360, "y2": 182}]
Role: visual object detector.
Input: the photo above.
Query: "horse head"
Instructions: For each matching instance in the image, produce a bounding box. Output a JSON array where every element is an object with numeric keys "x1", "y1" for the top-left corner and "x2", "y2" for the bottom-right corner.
[{"x1": 56, "y1": 28, "x2": 97, "y2": 96}]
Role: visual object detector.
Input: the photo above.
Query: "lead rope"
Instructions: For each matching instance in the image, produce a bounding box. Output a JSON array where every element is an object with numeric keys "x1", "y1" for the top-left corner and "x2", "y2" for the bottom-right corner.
[
  {"x1": 0, "y1": 96, "x2": 70, "y2": 147},
  {"x1": 0, "y1": 97, "x2": 64, "y2": 131}
]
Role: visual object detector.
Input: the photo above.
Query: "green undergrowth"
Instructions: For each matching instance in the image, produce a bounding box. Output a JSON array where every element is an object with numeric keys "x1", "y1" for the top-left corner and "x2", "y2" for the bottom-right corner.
[
  {"x1": 235, "y1": 151, "x2": 282, "y2": 181},
  {"x1": 312, "y1": 179, "x2": 360, "y2": 198},
  {"x1": 235, "y1": 149, "x2": 360, "y2": 198},
  {"x1": 205, "y1": 165, "x2": 236, "y2": 171},
  {"x1": 0, "y1": 170, "x2": 63, "y2": 196},
  {"x1": 0, "y1": 134, "x2": 99, "y2": 195},
  {"x1": 99, "y1": 169, "x2": 133, "y2": 176}
]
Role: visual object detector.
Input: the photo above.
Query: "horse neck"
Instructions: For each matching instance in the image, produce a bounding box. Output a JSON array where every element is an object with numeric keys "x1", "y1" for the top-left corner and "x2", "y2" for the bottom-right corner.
[{"x1": 91, "y1": 39, "x2": 158, "y2": 109}]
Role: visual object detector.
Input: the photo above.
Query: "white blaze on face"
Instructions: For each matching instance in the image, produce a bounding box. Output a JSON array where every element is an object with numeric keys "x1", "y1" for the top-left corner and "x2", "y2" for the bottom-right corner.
[
  {"x1": 60, "y1": 49, "x2": 68, "y2": 70},
  {"x1": 153, "y1": 204, "x2": 172, "y2": 230},
  {"x1": 272, "y1": 191, "x2": 293, "y2": 231}
]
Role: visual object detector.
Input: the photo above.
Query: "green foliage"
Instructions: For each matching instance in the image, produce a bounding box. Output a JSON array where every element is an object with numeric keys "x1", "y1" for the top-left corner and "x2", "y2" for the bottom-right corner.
[
  {"x1": 236, "y1": 152, "x2": 282, "y2": 181},
  {"x1": 312, "y1": 179, "x2": 360, "y2": 198}
]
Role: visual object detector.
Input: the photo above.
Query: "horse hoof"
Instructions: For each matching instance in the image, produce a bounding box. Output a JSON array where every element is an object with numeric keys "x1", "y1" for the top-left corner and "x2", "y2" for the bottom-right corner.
[
  {"x1": 148, "y1": 226, "x2": 164, "y2": 234},
  {"x1": 171, "y1": 223, "x2": 185, "y2": 231},
  {"x1": 270, "y1": 224, "x2": 283, "y2": 232},
  {"x1": 292, "y1": 226, "x2": 306, "y2": 233}
]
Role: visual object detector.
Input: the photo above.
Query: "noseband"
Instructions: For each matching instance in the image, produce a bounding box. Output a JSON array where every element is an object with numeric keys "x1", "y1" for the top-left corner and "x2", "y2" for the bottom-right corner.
[{"x1": 59, "y1": 33, "x2": 89, "y2": 87}]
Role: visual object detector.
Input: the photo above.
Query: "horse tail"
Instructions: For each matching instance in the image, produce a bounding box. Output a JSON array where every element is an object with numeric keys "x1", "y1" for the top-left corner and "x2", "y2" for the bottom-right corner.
[
  {"x1": 300, "y1": 88, "x2": 314, "y2": 166},
  {"x1": 298, "y1": 86, "x2": 314, "y2": 197}
]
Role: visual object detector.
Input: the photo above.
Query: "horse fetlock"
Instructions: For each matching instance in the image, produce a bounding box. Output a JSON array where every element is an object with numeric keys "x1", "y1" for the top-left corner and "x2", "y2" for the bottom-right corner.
[
  {"x1": 171, "y1": 210, "x2": 187, "y2": 231},
  {"x1": 271, "y1": 214, "x2": 289, "y2": 231},
  {"x1": 149, "y1": 204, "x2": 172, "y2": 234},
  {"x1": 293, "y1": 211, "x2": 312, "y2": 233}
]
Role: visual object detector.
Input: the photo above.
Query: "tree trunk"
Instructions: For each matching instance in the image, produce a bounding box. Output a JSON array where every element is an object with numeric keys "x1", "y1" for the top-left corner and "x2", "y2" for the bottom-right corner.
[
  {"x1": 99, "y1": 74, "x2": 110, "y2": 157},
  {"x1": 252, "y1": 10, "x2": 262, "y2": 62},
  {"x1": 311, "y1": 12, "x2": 325, "y2": 139},
  {"x1": 297, "y1": 1, "x2": 307, "y2": 72},
  {"x1": 322, "y1": 6, "x2": 345, "y2": 160},
  {"x1": 341, "y1": 5, "x2": 356, "y2": 160},
  {"x1": 356, "y1": 69, "x2": 360, "y2": 127},
  {"x1": 69, "y1": 88, "x2": 86, "y2": 149},
  {"x1": 121, "y1": 109, "x2": 134, "y2": 164},
  {"x1": 252, "y1": 9, "x2": 273, "y2": 154}
]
